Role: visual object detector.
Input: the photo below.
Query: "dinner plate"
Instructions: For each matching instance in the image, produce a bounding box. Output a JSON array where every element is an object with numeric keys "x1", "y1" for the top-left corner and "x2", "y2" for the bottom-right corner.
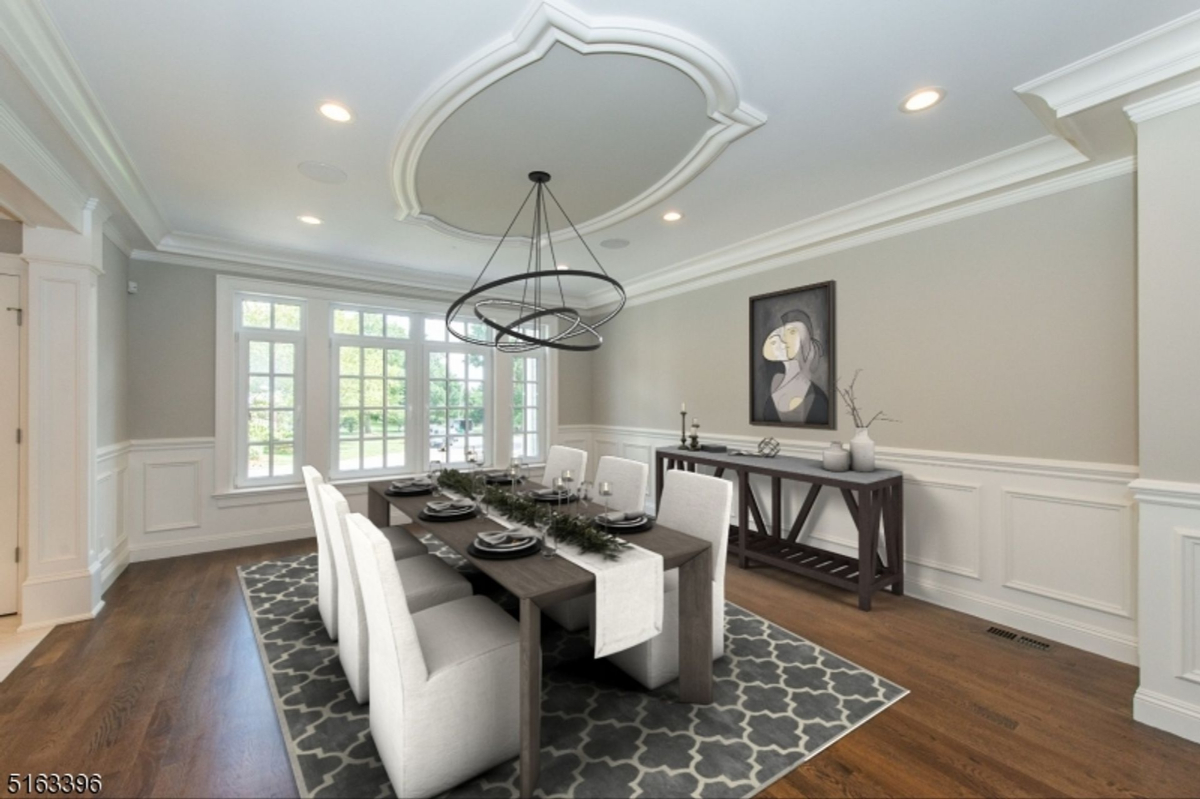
[
  {"x1": 485, "y1": 473, "x2": 525, "y2": 485},
  {"x1": 594, "y1": 514, "x2": 655, "y2": 534},
  {"x1": 386, "y1": 485, "x2": 433, "y2": 497},
  {"x1": 529, "y1": 490, "x2": 576, "y2": 503},
  {"x1": 473, "y1": 533, "x2": 538, "y2": 553},
  {"x1": 467, "y1": 540, "x2": 543, "y2": 560},
  {"x1": 418, "y1": 505, "x2": 477, "y2": 523}
]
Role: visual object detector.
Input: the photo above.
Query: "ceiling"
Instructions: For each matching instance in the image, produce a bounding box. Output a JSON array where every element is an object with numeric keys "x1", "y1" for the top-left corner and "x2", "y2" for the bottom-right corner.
[{"x1": 23, "y1": 0, "x2": 1200, "y2": 297}]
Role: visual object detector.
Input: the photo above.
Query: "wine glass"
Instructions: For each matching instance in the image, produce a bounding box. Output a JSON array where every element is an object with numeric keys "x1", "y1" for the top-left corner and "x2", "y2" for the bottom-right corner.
[
  {"x1": 472, "y1": 470, "x2": 488, "y2": 510},
  {"x1": 507, "y1": 460, "x2": 521, "y2": 496},
  {"x1": 578, "y1": 480, "x2": 594, "y2": 519},
  {"x1": 561, "y1": 470, "x2": 575, "y2": 514},
  {"x1": 428, "y1": 459, "x2": 443, "y2": 498},
  {"x1": 537, "y1": 504, "x2": 556, "y2": 558},
  {"x1": 598, "y1": 480, "x2": 613, "y2": 522}
]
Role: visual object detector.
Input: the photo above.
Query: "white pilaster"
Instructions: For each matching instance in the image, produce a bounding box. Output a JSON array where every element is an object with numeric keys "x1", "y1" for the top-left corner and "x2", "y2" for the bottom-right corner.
[{"x1": 19, "y1": 199, "x2": 108, "y2": 629}]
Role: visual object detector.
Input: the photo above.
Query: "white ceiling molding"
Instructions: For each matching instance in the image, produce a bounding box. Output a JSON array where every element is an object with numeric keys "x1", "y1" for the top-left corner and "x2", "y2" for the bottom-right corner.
[
  {"x1": 0, "y1": 96, "x2": 88, "y2": 231},
  {"x1": 584, "y1": 137, "x2": 1099, "y2": 309},
  {"x1": 102, "y1": 217, "x2": 133, "y2": 257},
  {"x1": 136, "y1": 232, "x2": 589, "y2": 306},
  {"x1": 1014, "y1": 9, "x2": 1200, "y2": 119},
  {"x1": 0, "y1": 0, "x2": 170, "y2": 243},
  {"x1": 1124, "y1": 78, "x2": 1200, "y2": 123},
  {"x1": 389, "y1": 0, "x2": 765, "y2": 245}
]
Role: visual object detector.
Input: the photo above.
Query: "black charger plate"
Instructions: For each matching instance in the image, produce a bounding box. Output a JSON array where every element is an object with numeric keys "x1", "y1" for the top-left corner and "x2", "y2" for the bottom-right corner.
[
  {"x1": 467, "y1": 540, "x2": 542, "y2": 560},
  {"x1": 594, "y1": 515, "x2": 656, "y2": 534},
  {"x1": 528, "y1": 491, "x2": 578, "y2": 503},
  {"x1": 418, "y1": 508, "x2": 478, "y2": 523},
  {"x1": 386, "y1": 485, "x2": 433, "y2": 497},
  {"x1": 485, "y1": 474, "x2": 526, "y2": 485}
]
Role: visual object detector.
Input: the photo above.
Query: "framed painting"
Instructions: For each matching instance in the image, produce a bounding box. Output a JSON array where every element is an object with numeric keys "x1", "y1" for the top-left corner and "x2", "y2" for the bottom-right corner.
[{"x1": 749, "y1": 280, "x2": 836, "y2": 429}]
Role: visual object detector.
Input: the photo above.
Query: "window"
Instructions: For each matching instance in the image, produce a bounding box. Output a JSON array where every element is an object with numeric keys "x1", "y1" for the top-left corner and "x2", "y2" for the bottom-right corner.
[
  {"x1": 332, "y1": 307, "x2": 411, "y2": 475},
  {"x1": 217, "y1": 277, "x2": 554, "y2": 494},
  {"x1": 427, "y1": 349, "x2": 488, "y2": 466},
  {"x1": 237, "y1": 296, "x2": 304, "y2": 486},
  {"x1": 512, "y1": 352, "x2": 544, "y2": 462}
]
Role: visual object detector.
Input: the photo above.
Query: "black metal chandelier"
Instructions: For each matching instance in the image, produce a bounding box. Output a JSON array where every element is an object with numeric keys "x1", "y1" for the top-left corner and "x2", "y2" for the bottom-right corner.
[{"x1": 446, "y1": 171, "x2": 626, "y2": 352}]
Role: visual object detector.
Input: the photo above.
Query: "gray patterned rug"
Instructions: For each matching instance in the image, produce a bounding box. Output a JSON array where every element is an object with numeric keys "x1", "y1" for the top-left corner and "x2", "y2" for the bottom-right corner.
[{"x1": 239, "y1": 546, "x2": 906, "y2": 798}]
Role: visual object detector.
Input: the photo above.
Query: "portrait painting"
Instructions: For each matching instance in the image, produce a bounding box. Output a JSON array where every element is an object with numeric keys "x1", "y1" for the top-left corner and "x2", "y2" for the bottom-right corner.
[{"x1": 749, "y1": 281, "x2": 836, "y2": 429}]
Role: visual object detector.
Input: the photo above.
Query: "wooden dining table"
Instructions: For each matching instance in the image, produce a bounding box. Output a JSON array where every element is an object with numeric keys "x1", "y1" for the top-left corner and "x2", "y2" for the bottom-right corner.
[{"x1": 368, "y1": 479, "x2": 714, "y2": 798}]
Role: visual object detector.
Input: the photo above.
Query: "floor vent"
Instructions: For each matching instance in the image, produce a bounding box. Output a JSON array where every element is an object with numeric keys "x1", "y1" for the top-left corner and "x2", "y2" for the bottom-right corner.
[{"x1": 986, "y1": 626, "x2": 1051, "y2": 650}]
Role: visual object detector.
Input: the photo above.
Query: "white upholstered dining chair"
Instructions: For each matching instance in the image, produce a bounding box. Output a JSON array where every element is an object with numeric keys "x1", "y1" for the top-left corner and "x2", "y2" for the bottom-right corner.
[
  {"x1": 544, "y1": 455, "x2": 648, "y2": 632},
  {"x1": 302, "y1": 465, "x2": 429, "y2": 640},
  {"x1": 606, "y1": 469, "x2": 731, "y2": 690},
  {"x1": 346, "y1": 513, "x2": 520, "y2": 797},
  {"x1": 542, "y1": 444, "x2": 588, "y2": 486},
  {"x1": 318, "y1": 483, "x2": 473, "y2": 703}
]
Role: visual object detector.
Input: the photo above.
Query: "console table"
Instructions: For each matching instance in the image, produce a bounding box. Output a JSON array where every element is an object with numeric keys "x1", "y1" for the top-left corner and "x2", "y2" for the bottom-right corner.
[{"x1": 656, "y1": 446, "x2": 904, "y2": 610}]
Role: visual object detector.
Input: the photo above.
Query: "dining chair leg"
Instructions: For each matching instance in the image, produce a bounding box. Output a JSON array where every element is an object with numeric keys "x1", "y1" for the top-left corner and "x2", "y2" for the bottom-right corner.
[
  {"x1": 678, "y1": 547, "x2": 713, "y2": 704},
  {"x1": 519, "y1": 597, "x2": 542, "y2": 798}
]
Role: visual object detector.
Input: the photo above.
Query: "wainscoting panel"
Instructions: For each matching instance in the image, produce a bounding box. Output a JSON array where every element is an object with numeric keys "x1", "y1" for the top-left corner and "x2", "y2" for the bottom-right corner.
[
  {"x1": 560, "y1": 424, "x2": 1139, "y2": 664},
  {"x1": 96, "y1": 443, "x2": 130, "y2": 592},
  {"x1": 143, "y1": 460, "x2": 202, "y2": 533}
]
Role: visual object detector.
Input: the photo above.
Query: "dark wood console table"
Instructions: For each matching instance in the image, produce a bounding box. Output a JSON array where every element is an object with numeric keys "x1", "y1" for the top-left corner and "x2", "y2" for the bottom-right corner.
[{"x1": 656, "y1": 446, "x2": 904, "y2": 610}]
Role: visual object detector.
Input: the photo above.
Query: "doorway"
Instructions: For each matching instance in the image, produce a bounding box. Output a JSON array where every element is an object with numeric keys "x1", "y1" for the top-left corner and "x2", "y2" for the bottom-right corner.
[{"x1": 0, "y1": 274, "x2": 19, "y2": 616}]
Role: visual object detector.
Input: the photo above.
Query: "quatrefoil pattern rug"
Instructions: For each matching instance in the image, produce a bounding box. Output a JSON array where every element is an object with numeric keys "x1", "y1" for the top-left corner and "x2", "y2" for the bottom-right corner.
[{"x1": 239, "y1": 552, "x2": 905, "y2": 798}]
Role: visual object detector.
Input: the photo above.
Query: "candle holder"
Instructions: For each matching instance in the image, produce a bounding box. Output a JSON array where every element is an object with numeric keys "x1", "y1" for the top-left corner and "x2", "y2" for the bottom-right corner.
[{"x1": 680, "y1": 409, "x2": 688, "y2": 447}]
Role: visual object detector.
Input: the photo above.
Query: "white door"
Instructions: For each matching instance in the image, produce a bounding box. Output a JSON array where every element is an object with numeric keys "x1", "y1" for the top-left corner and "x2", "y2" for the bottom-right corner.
[{"x1": 0, "y1": 275, "x2": 19, "y2": 615}]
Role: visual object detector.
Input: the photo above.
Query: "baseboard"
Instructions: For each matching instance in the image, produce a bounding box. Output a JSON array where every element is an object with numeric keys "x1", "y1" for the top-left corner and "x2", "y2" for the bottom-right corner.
[
  {"x1": 905, "y1": 577, "x2": 1138, "y2": 665},
  {"x1": 99, "y1": 539, "x2": 129, "y2": 594},
  {"x1": 1134, "y1": 688, "x2": 1200, "y2": 744},
  {"x1": 128, "y1": 524, "x2": 314, "y2": 563},
  {"x1": 17, "y1": 600, "x2": 104, "y2": 632}
]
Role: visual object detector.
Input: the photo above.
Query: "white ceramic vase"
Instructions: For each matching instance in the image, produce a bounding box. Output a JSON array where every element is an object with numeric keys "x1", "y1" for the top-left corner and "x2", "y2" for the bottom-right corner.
[
  {"x1": 822, "y1": 442, "x2": 850, "y2": 472},
  {"x1": 850, "y1": 427, "x2": 876, "y2": 472}
]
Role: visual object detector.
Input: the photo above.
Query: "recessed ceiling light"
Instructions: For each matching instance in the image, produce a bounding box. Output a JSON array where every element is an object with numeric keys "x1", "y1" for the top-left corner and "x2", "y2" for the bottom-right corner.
[
  {"x1": 298, "y1": 215, "x2": 323, "y2": 225},
  {"x1": 318, "y1": 101, "x2": 353, "y2": 123},
  {"x1": 662, "y1": 211, "x2": 684, "y2": 222},
  {"x1": 901, "y1": 87, "x2": 945, "y2": 113},
  {"x1": 600, "y1": 238, "x2": 630, "y2": 250},
  {"x1": 298, "y1": 161, "x2": 348, "y2": 184},
  {"x1": 556, "y1": 263, "x2": 569, "y2": 270}
]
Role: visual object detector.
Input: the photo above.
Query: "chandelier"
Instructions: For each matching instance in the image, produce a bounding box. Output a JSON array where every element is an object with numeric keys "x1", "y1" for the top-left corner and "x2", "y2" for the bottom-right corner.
[{"x1": 446, "y1": 171, "x2": 626, "y2": 352}]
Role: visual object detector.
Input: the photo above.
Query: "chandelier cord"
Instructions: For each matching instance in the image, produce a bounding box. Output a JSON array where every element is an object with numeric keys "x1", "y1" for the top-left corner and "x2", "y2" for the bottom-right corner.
[
  {"x1": 468, "y1": 182, "x2": 536, "y2": 293},
  {"x1": 545, "y1": 184, "x2": 613, "y2": 280},
  {"x1": 542, "y1": 188, "x2": 568, "y2": 308}
]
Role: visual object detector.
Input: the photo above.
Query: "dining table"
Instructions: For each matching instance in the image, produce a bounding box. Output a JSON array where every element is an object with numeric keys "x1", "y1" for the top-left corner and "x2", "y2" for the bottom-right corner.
[{"x1": 368, "y1": 478, "x2": 714, "y2": 798}]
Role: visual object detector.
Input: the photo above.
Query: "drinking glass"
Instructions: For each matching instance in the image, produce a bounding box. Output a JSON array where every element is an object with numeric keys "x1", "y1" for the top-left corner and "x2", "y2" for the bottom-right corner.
[
  {"x1": 472, "y1": 471, "x2": 488, "y2": 511},
  {"x1": 561, "y1": 470, "x2": 575, "y2": 514},
  {"x1": 507, "y1": 461, "x2": 521, "y2": 497},
  {"x1": 598, "y1": 480, "x2": 613, "y2": 521},
  {"x1": 537, "y1": 504, "x2": 556, "y2": 558},
  {"x1": 428, "y1": 460, "x2": 443, "y2": 498},
  {"x1": 578, "y1": 480, "x2": 594, "y2": 519}
]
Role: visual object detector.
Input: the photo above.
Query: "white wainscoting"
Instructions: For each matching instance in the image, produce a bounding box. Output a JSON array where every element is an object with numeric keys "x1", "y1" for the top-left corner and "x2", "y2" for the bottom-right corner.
[
  {"x1": 558, "y1": 424, "x2": 1139, "y2": 664},
  {"x1": 96, "y1": 442, "x2": 130, "y2": 593}
]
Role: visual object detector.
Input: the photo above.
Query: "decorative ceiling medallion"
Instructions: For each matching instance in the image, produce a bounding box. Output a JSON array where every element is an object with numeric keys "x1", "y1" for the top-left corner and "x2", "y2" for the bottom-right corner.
[{"x1": 390, "y1": 0, "x2": 765, "y2": 245}]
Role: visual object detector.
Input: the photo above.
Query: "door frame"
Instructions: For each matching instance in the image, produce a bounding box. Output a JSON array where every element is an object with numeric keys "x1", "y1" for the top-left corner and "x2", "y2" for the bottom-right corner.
[{"x1": 0, "y1": 256, "x2": 28, "y2": 616}]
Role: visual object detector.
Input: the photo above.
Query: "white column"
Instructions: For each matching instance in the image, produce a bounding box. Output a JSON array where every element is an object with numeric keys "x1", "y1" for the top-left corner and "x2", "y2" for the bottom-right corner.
[
  {"x1": 1126, "y1": 93, "x2": 1200, "y2": 743},
  {"x1": 19, "y1": 199, "x2": 107, "y2": 629}
]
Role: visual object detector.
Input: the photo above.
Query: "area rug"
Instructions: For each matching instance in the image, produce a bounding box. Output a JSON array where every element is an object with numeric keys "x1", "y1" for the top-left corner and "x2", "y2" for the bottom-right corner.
[{"x1": 239, "y1": 551, "x2": 906, "y2": 798}]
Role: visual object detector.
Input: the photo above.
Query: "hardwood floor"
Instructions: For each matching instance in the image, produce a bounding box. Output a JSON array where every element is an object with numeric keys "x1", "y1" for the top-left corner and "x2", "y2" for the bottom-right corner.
[{"x1": 3, "y1": 541, "x2": 1199, "y2": 798}]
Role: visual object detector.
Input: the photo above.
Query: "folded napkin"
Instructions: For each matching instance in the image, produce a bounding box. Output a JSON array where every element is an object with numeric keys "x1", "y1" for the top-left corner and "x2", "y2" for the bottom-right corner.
[
  {"x1": 392, "y1": 478, "x2": 432, "y2": 489},
  {"x1": 476, "y1": 530, "x2": 536, "y2": 549},
  {"x1": 427, "y1": 499, "x2": 474, "y2": 512},
  {"x1": 602, "y1": 511, "x2": 644, "y2": 523}
]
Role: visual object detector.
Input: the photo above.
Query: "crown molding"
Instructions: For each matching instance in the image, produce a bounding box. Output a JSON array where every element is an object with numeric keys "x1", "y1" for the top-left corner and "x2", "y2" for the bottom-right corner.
[
  {"x1": 1124, "y1": 78, "x2": 1200, "y2": 123},
  {"x1": 133, "y1": 232, "x2": 591, "y2": 306},
  {"x1": 582, "y1": 137, "x2": 1109, "y2": 309},
  {"x1": 0, "y1": 0, "x2": 170, "y2": 243},
  {"x1": 1015, "y1": 9, "x2": 1200, "y2": 118},
  {"x1": 389, "y1": 0, "x2": 765, "y2": 245},
  {"x1": 0, "y1": 96, "x2": 87, "y2": 231}
]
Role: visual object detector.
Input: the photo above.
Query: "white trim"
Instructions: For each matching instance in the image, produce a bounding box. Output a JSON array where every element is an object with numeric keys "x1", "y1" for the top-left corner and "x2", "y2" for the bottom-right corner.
[
  {"x1": 142, "y1": 460, "x2": 203, "y2": 533},
  {"x1": 17, "y1": 602, "x2": 103, "y2": 633},
  {"x1": 0, "y1": 96, "x2": 87, "y2": 231},
  {"x1": 1133, "y1": 688, "x2": 1200, "y2": 744},
  {"x1": 0, "y1": 0, "x2": 170, "y2": 243},
  {"x1": 389, "y1": 0, "x2": 764, "y2": 243},
  {"x1": 583, "y1": 146, "x2": 1123, "y2": 310},
  {"x1": 1014, "y1": 10, "x2": 1200, "y2": 118},
  {"x1": 1125, "y1": 79, "x2": 1200, "y2": 123},
  {"x1": 903, "y1": 477, "x2": 984, "y2": 580},
  {"x1": 1131, "y1": 478, "x2": 1200, "y2": 509},
  {"x1": 128, "y1": 524, "x2": 313, "y2": 563}
]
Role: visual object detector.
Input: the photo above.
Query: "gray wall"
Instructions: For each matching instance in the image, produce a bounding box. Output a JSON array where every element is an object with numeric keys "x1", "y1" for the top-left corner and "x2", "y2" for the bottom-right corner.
[
  {"x1": 98, "y1": 237, "x2": 129, "y2": 446},
  {"x1": 558, "y1": 348, "x2": 593, "y2": 425},
  {"x1": 588, "y1": 175, "x2": 1138, "y2": 464},
  {"x1": 128, "y1": 259, "x2": 217, "y2": 439}
]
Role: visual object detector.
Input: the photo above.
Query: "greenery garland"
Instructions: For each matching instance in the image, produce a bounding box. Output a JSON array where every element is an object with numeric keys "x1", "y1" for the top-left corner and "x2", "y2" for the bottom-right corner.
[{"x1": 435, "y1": 468, "x2": 630, "y2": 560}]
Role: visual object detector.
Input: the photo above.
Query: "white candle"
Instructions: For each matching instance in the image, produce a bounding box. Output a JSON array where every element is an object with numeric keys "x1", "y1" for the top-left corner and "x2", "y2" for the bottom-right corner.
[{"x1": 681, "y1": 402, "x2": 687, "y2": 412}]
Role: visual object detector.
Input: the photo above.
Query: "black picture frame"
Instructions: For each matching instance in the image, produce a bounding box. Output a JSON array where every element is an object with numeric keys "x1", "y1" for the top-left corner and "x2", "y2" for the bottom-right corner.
[{"x1": 749, "y1": 280, "x2": 836, "y2": 430}]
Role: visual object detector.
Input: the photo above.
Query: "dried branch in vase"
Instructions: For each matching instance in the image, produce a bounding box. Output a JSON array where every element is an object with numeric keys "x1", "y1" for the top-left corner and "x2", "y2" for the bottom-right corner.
[{"x1": 835, "y1": 369, "x2": 901, "y2": 429}]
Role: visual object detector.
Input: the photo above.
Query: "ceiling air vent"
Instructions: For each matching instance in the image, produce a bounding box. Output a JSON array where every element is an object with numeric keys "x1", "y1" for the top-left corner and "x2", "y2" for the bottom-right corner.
[{"x1": 986, "y1": 626, "x2": 1051, "y2": 651}]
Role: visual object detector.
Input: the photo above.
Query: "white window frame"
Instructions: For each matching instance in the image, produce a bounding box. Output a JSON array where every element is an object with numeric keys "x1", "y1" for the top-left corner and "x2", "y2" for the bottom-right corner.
[
  {"x1": 233, "y1": 293, "x2": 306, "y2": 488},
  {"x1": 215, "y1": 275, "x2": 557, "y2": 498},
  {"x1": 423, "y1": 339, "x2": 493, "y2": 469},
  {"x1": 511, "y1": 348, "x2": 547, "y2": 464}
]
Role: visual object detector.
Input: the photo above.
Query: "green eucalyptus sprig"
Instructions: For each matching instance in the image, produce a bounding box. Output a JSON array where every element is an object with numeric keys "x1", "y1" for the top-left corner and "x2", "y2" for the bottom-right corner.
[
  {"x1": 436, "y1": 468, "x2": 478, "y2": 498},
  {"x1": 482, "y1": 486, "x2": 630, "y2": 561}
]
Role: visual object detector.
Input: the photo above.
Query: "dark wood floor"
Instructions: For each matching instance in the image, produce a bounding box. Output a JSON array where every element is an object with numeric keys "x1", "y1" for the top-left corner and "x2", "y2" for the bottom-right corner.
[{"x1": 3, "y1": 541, "x2": 1199, "y2": 798}]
